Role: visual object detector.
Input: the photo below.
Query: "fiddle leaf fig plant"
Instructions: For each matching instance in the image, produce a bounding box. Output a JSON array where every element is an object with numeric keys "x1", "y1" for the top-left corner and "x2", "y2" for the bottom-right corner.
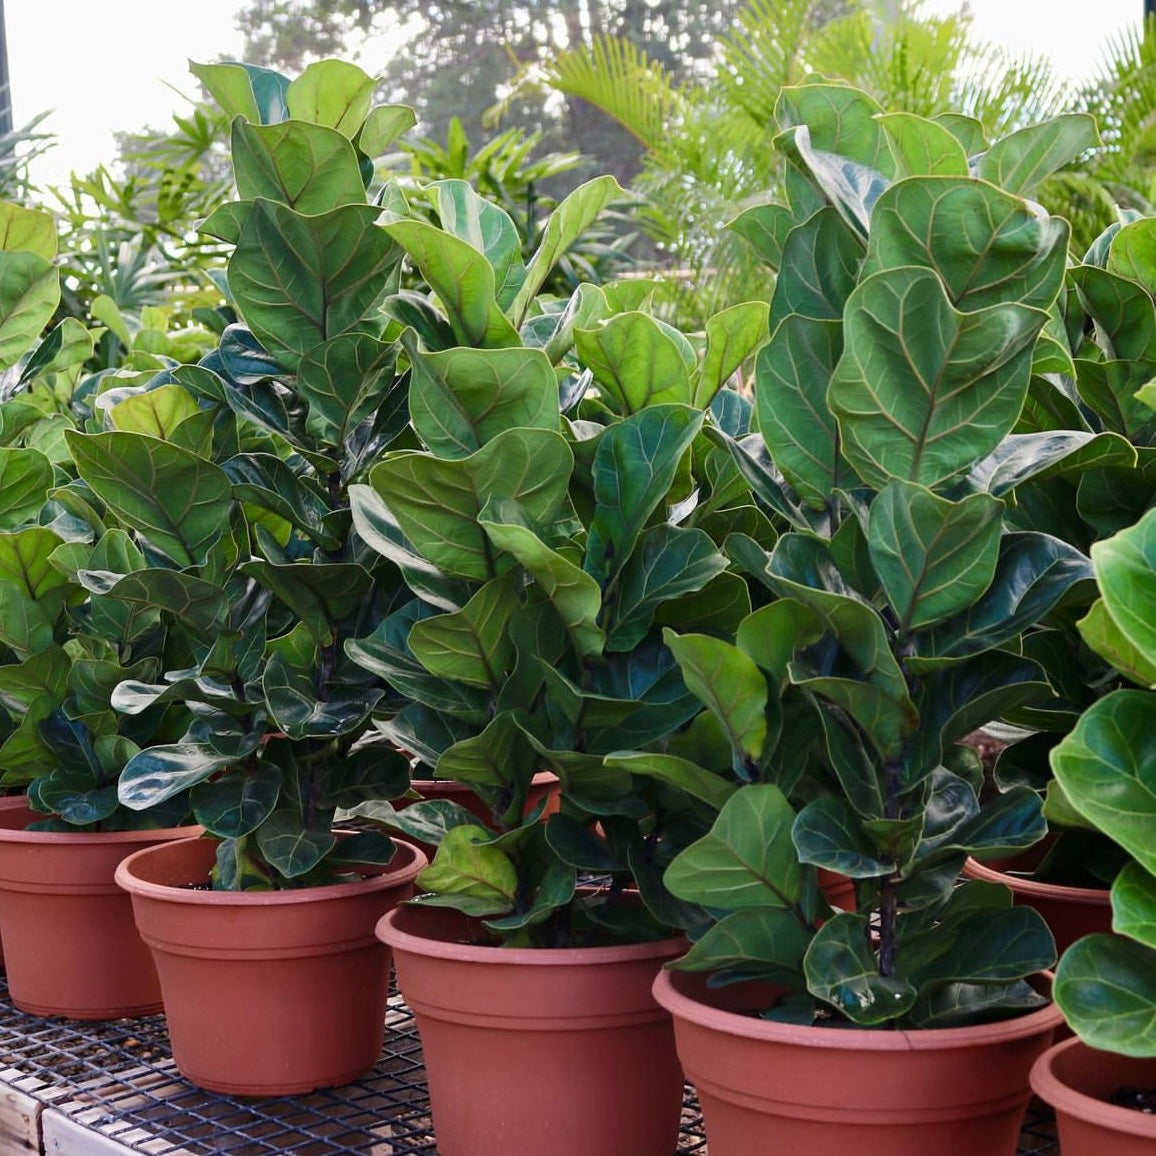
[
  {"x1": 1051, "y1": 503, "x2": 1156, "y2": 1056},
  {"x1": 103, "y1": 59, "x2": 421, "y2": 886},
  {"x1": 655, "y1": 84, "x2": 1097, "y2": 1027}
]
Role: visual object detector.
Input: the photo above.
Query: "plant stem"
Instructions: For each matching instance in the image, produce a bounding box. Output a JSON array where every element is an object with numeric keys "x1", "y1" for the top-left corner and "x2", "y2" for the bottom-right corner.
[{"x1": 878, "y1": 753, "x2": 904, "y2": 978}]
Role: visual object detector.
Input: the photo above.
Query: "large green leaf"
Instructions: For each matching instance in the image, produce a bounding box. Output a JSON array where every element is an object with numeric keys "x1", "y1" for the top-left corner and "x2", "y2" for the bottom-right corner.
[
  {"x1": 118, "y1": 743, "x2": 235, "y2": 809},
  {"x1": 769, "y1": 207, "x2": 865, "y2": 328},
  {"x1": 674, "y1": 907, "x2": 810, "y2": 981},
  {"x1": 877, "y1": 113, "x2": 969, "y2": 178},
  {"x1": 433, "y1": 180, "x2": 525, "y2": 309},
  {"x1": 230, "y1": 200, "x2": 398, "y2": 369},
  {"x1": 1054, "y1": 934, "x2": 1156, "y2": 1056},
  {"x1": 1090, "y1": 506, "x2": 1156, "y2": 662},
  {"x1": 108, "y1": 384, "x2": 202, "y2": 440},
  {"x1": 416, "y1": 823, "x2": 518, "y2": 911},
  {"x1": 1113, "y1": 862, "x2": 1156, "y2": 950},
  {"x1": 804, "y1": 913, "x2": 917, "y2": 1025},
  {"x1": 225, "y1": 453, "x2": 340, "y2": 550},
  {"x1": 192, "y1": 762, "x2": 282, "y2": 838},
  {"x1": 829, "y1": 266, "x2": 1047, "y2": 488},
  {"x1": 911, "y1": 533, "x2": 1094, "y2": 667},
  {"x1": 756, "y1": 315, "x2": 845, "y2": 508},
  {"x1": 407, "y1": 337, "x2": 559, "y2": 459},
  {"x1": 1052, "y1": 690, "x2": 1156, "y2": 876},
  {"x1": 358, "y1": 105, "x2": 417, "y2": 157},
  {"x1": 868, "y1": 481, "x2": 1003, "y2": 634},
  {"x1": 603, "y1": 751, "x2": 736, "y2": 809},
  {"x1": 384, "y1": 219, "x2": 520, "y2": 348},
  {"x1": 231, "y1": 120, "x2": 366, "y2": 213},
  {"x1": 1078, "y1": 598, "x2": 1156, "y2": 687},
  {"x1": 348, "y1": 483, "x2": 470, "y2": 611},
  {"x1": 478, "y1": 504, "x2": 604, "y2": 660},
  {"x1": 408, "y1": 574, "x2": 519, "y2": 691},
  {"x1": 65, "y1": 431, "x2": 233, "y2": 568},
  {"x1": 285, "y1": 58, "x2": 376, "y2": 136},
  {"x1": 190, "y1": 61, "x2": 289, "y2": 124},
  {"x1": 0, "y1": 201, "x2": 57, "y2": 259},
  {"x1": 966, "y1": 431, "x2": 1137, "y2": 497},
  {"x1": 664, "y1": 629, "x2": 767, "y2": 762},
  {"x1": 76, "y1": 569, "x2": 228, "y2": 634},
  {"x1": 862, "y1": 178, "x2": 1068, "y2": 312},
  {"x1": 607, "y1": 525, "x2": 728, "y2": 652},
  {"x1": 665, "y1": 784, "x2": 801, "y2": 909},
  {"x1": 584, "y1": 405, "x2": 704, "y2": 588},
  {"x1": 696, "y1": 301, "x2": 771, "y2": 407},
  {"x1": 975, "y1": 114, "x2": 1099, "y2": 196},
  {"x1": 262, "y1": 653, "x2": 382, "y2": 739},
  {"x1": 574, "y1": 312, "x2": 693, "y2": 415},
  {"x1": 0, "y1": 447, "x2": 52, "y2": 530},
  {"x1": 256, "y1": 811, "x2": 337, "y2": 878},
  {"x1": 794, "y1": 795, "x2": 895, "y2": 878},
  {"x1": 369, "y1": 428, "x2": 573, "y2": 581},
  {"x1": 510, "y1": 175, "x2": 621, "y2": 325},
  {"x1": 0, "y1": 251, "x2": 60, "y2": 369},
  {"x1": 242, "y1": 560, "x2": 373, "y2": 642},
  {"x1": 1071, "y1": 265, "x2": 1156, "y2": 362}
]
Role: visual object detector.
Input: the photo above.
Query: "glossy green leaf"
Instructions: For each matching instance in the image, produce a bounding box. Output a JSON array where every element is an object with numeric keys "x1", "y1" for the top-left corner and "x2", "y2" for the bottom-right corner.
[
  {"x1": 478, "y1": 505, "x2": 604, "y2": 660},
  {"x1": 359, "y1": 105, "x2": 417, "y2": 156},
  {"x1": 966, "y1": 431, "x2": 1136, "y2": 497},
  {"x1": 190, "y1": 61, "x2": 289, "y2": 124},
  {"x1": 768, "y1": 207, "x2": 864, "y2": 329},
  {"x1": 262, "y1": 653, "x2": 382, "y2": 739},
  {"x1": 511, "y1": 175, "x2": 620, "y2": 325},
  {"x1": 0, "y1": 201, "x2": 57, "y2": 259},
  {"x1": 575, "y1": 312, "x2": 692, "y2": 415},
  {"x1": 862, "y1": 178, "x2": 1067, "y2": 312},
  {"x1": 868, "y1": 481, "x2": 1003, "y2": 633},
  {"x1": 107, "y1": 384, "x2": 202, "y2": 440},
  {"x1": 696, "y1": 301, "x2": 771, "y2": 407},
  {"x1": 829, "y1": 267, "x2": 1047, "y2": 489},
  {"x1": 756, "y1": 316, "x2": 844, "y2": 508},
  {"x1": 370, "y1": 428, "x2": 573, "y2": 581},
  {"x1": 1071, "y1": 265, "x2": 1156, "y2": 362},
  {"x1": 408, "y1": 574, "x2": 519, "y2": 690},
  {"x1": 585, "y1": 405, "x2": 704, "y2": 588},
  {"x1": 1113, "y1": 862, "x2": 1156, "y2": 949},
  {"x1": 384, "y1": 219, "x2": 520, "y2": 348},
  {"x1": 674, "y1": 907, "x2": 810, "y2": 979},
  {"x1": 604, "y1": 751, "x2": 736, "y2": 809},
  {"x1": 664, "y1": 629, "x2": 767, "y2": 762},
  {"x1": 877, "y1": 113, "x2": 969, "y2": 177},
  {"x1": 256, "y1": 810, "x2": 336, "y2": 878},
  {"x1": 777, "y1": 125, "x2": 887, "y2": 235},
  {"x1": 192, "y1": 762, "x2": 282, "y2": 838},
  {"x1": 911, "y1": 533, "x2": 1094, "y2": 667},
  {"x1": 433, "y1": 180, "x2": 525, "y2": 308},
  {"x1": 975, "y1": 114, "x2": 1100, "y2": 196},
  {"x1": 1052, "y1": 690, "x2": 1156, "y2": 876},
  {"x1": 665, "y1": 784, "x2": 801, "y2": 909},
  {"x1": 909, "y1": 905, "x2": 1056, "y2": 988},
  {"x1": 417, "y1": 823, "x2": 518, "y2": 910},
  {"x1": 804, "y1": 913, "x2": 917, "y2": 1025},
  {"x1": 794, "y1": 796, "x2": 894, "y2": 878},
  {"x1": 1090, "y1": 506, "x2": 1156, "y2": 661},
  {"x1": 242, "y1": 560, "x2": 373, "y2": 641},
  {"x1": 225, "y1": 453, "x2": 341, "y2": 550},
  {"x1": 232, "y1": 119, "x2": 365, "y2": 215},
  {"x1": 1054, "y1": 934, "x2": 1156, "y2": 1056},
  {"x1": 1078, "y1": 599, "x2": 1156, "y2": 686},
  {"x1": 77, "y1": 568, "x2": 227, "y2": 633},
  {"x1": 0, "y1": 251, "x2": 60, "y2": 369},
  {"x1": 607, "y1": 524, "x2": 728, "y2": 652},
  {"x1": 286, "y1": 58, "x2": 376, "y2": 135},
  {"x1": 118, "y1": 743, "x2": 235, "y2": 809},
  {"x1": 347, "y1": 483, "x2": 470, "y2": 611},
  {"x1": 408, "y1": 337, "x2": 559, "y2": 459},
  {"x1": 0, "y1": 447, "x2": 52, "y2": 531},
  {"x1": 230, "y1": 200, "x2": 397, "y2": 369}
]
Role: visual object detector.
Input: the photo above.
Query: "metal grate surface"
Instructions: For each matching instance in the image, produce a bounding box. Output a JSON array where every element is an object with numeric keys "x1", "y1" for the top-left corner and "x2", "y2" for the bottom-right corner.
[{"x1": 0, "y1": 973, "x2": 1056, "y2": 1155}]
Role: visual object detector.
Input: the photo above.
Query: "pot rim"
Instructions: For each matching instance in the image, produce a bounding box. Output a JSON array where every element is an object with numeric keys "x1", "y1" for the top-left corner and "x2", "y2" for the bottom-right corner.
[
  {"x1": 1030, "y1": 1036, "x2": 1156, "y2": 1136},
  {"x1": 378, "y1": 903, "x2": 686, "y2": 967},
  {"x1": 0, "y1": 797, "x2": 198, "y2": 846},
  {"x1": 115, "y1": 835, "x2": 426, "y2": 906},
  {"x1": 963, "y1": 856, "x2": 1111, "y2": 905},
  {"x1": 652, "y1": 967, "x2": 1063, "y2": 1051}
]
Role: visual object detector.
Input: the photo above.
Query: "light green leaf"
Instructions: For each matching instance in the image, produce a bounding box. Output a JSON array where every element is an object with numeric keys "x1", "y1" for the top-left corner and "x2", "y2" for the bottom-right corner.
[
  {"x1": 286, "y1": 59, "x2": 376, "y2": 135},
  {"x1": 108, "y1": 384, "x2": 202, "y2": 440},
  {"x1": 975, "y1": 114, "x2": 1100, "y2": 196},
  {"x1": 433, "y1": 180, "x2": 525, "y2": 309},
  {"x1": 877, "y1": 113, "x2": 970, "y2": 178},
  {"x1": 0, "y1": 251, "x2": 59, "y2": 369},
  {"x1": 0, "y1": 201, "x2": 57, "y2": 258},
  {"x1": 575, "y1": 312, "x2": 693, "y2": 415},
  {"x1": 696, "y1": 301, "x2": 771, "y2": 407}
]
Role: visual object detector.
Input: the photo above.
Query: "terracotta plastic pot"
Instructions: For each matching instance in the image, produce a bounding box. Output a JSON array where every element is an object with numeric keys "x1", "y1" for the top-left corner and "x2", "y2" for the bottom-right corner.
[
  {"x1": 0, "y1": 798, "x2": 199, "y2": 1019},
  {"x1": 378, "y1": 903, "x2": 686, "y2": 1156},
  {"x1": 963, "y1": 856, "x2": 1112, "y2": 954},
  {"x1": 652, "y1": 968, "x2": 1063, "y2": 1156},
  {"x1": 116, "y1": 835, "x2": 426, "y2": 1095},
  {"x1": 1031, "y1": 1036, "x2": 1156, "y2": 1155}
]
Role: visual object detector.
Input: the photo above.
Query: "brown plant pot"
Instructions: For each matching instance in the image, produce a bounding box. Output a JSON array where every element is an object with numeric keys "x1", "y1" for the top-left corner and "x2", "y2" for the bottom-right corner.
[
  {"x1": 963, "y1": 855, "x2": 1112, "y2": 954},
  {"x1": 115, "y1": 835, "x2": 426, "y2": 1095},
  {"x1": 652, "y1": 968, "x2": 1063, "y2": 1156},
  {"x1": 378, "y1": 903, "x2": 687, "y2": 1156},
  {"x1": 0, "y1": 798, "x2": 199, "y2": 1019},
  {"x1": 1031, "y1": 1037, "x2": 1156, "y2": 1154}
]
